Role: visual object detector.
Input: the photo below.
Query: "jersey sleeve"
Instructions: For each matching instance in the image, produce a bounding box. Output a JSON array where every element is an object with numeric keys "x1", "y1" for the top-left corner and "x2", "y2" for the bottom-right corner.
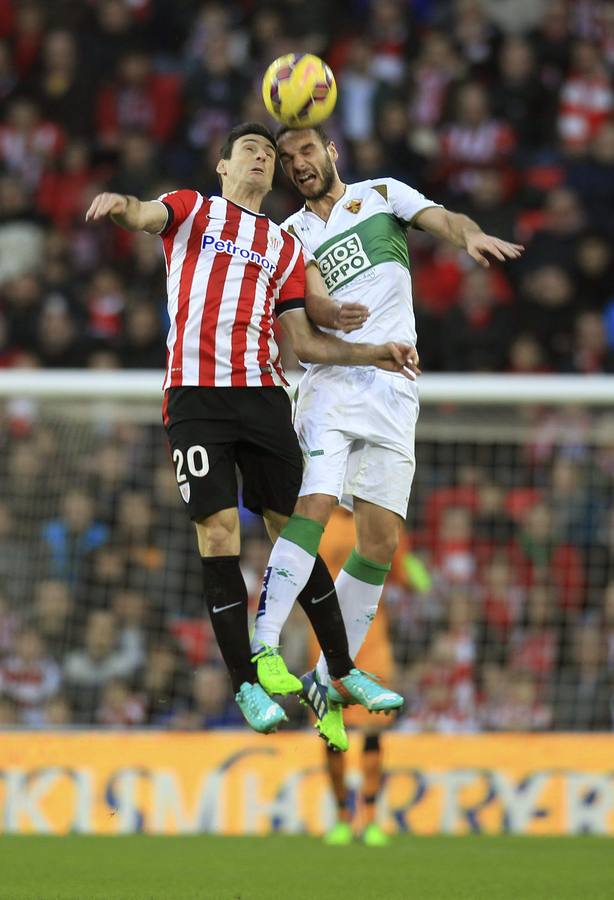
[
  {"x1": 378, "y1": 177, "x2": 442, "y2": 228},
  {"x1": 157, "y1": 189, "x2": 201, "y2": 237},
  {"x1": 275, "y1": 243, "x2": 306, "y2": 318}
]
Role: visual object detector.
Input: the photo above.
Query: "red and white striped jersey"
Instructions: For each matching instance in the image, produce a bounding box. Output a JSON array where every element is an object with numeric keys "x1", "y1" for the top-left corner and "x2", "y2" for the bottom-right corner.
[{"x1": 157, "y1": 190, "x2": 305, "y2": 389}]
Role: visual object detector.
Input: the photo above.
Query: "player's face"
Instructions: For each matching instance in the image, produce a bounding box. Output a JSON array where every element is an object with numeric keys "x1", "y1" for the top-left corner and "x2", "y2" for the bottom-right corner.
[
  {"x1": 277, "y1": 131, "x2": 338, "y2": 200},
  {"x1": 218, "y1": 135, "x2": 276, "y2": 194}
]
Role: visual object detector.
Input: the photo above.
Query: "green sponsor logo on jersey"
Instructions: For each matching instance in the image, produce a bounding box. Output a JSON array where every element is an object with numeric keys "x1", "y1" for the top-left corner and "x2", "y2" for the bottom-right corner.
[
  {"x1": 317, "y1": 233, "x2": 370, "y2": 290},
  {"x1": 314, "y1": 212, "x2": 410, "y2": 292}
]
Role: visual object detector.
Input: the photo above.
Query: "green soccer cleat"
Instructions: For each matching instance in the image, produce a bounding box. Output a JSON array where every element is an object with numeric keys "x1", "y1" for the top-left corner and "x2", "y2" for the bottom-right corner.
[
  {"x1": 300, "y1": 669, "x2": 349, "y2": 752},
  {"x1": 252, "y1": 645, "x2": 303, "y2": 696},
  {"x1": 235, "y1": 682, "x2": 287, "y2": 733},
  {"x1": 328, "y1": 669, "x2": 404, "y2": 713},
  {"x1": 362, "y1": 823, "x2": 390, "y2": 847},
  {"x1": 323, "y1": 821, "x2": 353, "y2": 846},
  {"x1": 316, "y1": 701, "x2": 349, "y2": 752}
]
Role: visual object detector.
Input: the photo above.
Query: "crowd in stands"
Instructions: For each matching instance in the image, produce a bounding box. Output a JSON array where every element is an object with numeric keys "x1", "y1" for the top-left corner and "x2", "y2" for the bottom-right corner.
[{"x1": 0, "y1": 0, "x2": 613, "y2": 730}]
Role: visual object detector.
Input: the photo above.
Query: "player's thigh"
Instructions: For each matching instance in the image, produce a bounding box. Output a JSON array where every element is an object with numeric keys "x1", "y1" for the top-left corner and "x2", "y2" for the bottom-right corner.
[
  {"x1": 165, "y1": 419, "x2": 238, "y2": 522},
  {"x1": 235, "y1": 387, "x2": 303, "y2": 518},
  {"x1": 295, "y1": 415, "x2": 354, "y2": 506},
  {"x1": 345, "y1": 442, "x2": 416, "y2": 523}
]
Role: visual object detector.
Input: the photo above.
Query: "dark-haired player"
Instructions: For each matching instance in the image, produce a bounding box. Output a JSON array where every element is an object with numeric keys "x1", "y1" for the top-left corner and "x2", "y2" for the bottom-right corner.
[{"x1": 86, "y1": 122, "x2": 418, "y2": 734}]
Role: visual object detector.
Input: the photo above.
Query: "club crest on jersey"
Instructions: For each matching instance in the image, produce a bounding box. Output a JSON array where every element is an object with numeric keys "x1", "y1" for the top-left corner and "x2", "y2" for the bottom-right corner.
[
  {"x1": 343, "y1": 199, "x2": 362, "y2": 214},
  {"x1": 202, "y1": 234, "x2": 277, "y2": 273}
]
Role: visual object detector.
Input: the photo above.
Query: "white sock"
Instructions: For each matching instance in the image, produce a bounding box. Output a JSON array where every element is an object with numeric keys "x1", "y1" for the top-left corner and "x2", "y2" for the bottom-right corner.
[
  {"x1": 251, "y1": 536, "x2": 317, "y2": 651},
  {"x1": 316, "y1": 567, "x2": 384, "y2": 684}
]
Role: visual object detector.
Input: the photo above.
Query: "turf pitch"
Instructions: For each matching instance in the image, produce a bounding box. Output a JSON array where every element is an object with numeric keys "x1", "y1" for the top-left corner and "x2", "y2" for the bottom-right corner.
[{"x1": 0, "y1": 835, "x2": 611, "y2": 900}]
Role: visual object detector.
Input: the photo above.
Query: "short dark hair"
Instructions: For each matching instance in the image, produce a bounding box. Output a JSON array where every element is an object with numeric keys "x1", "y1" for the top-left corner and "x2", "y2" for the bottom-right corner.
[
  {"x1": 219, "y1": 122, "x2": 276, "y2": 159},
  {"x1": 276, "y1": 124, "x2": 331, "y2": 146}
]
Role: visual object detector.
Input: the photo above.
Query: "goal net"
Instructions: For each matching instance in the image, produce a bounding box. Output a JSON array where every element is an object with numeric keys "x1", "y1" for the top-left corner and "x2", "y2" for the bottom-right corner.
[{"x1": 0, "y1": 371, "x2": 612, "y2": 732}]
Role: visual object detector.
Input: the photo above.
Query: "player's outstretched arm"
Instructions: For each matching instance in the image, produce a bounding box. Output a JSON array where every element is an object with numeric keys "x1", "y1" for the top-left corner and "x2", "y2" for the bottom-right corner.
[
  {"x1": 304, "y1": 262, "x2": 369, "y2": 333},
  {"x1": 85, "y1": 192, "x2": 168, "y2": 234},
  {"x1": 279, "y1": 308, "x2": 420, "y2": 379},
  {"x1": 413, "y1": 206, "x2": 524, "y2": 268}
]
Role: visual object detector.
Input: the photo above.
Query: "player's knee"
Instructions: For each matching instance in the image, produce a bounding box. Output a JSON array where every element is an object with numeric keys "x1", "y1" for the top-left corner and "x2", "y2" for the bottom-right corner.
[
  {"x1": 295, "y1": 493, "x2": 336, "y2": 525},
  {"x1": 359, "y1": 530, "x2": 398, "y2": 565}
]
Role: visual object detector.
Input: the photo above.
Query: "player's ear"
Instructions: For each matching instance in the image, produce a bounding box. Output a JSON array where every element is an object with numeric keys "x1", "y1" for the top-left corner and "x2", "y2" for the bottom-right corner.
[
  {"x1": 216, "y1": 158, "x2": 227, "y2": 179},
  {"x1": 327, "y1": 142, "x2": 338, "y2": 163}
]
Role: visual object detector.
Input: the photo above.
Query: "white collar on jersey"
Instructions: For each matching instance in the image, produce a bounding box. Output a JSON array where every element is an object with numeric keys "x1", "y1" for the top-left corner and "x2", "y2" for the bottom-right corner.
[{"x1": 215, "y1": 195, "x2": 268, "y2": 218}]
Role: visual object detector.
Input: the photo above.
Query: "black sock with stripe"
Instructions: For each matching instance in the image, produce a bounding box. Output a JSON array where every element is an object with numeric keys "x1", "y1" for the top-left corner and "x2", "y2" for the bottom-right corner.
[{"x1": 296, "y1": 554, "x2": 354, "y2": 678}]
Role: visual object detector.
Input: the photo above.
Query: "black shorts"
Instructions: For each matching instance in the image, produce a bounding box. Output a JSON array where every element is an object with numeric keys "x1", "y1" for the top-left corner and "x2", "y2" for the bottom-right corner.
[{"x1": 164, "y1": 386, "x2": 303, "y2": 521}]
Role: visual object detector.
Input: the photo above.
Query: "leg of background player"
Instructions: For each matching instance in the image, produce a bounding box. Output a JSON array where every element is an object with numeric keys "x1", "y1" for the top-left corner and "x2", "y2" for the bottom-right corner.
[
  {"x1": 323, "y1": 746, "x2": 353, "y2": 845},
  {"x1": 361, "y1": 732, "x2": 389, "y2": 846},
  {"x1": 316, "y1": 501, "x2": 401, "y2": 684}
]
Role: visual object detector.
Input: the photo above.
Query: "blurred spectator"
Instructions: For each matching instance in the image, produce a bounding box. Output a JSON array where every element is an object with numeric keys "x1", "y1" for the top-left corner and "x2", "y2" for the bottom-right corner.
[
  {"x1": 0, "y1": 695, "x2": 19, "y2": 726},
  {"x1": 31, "y1": 29, "x2": 93, "y2": 137},
  {"x1": 507, "y1": 334, "x2": 551, "y2": 374},
  {"x1": 0, "y1": 95, "x2": 64, "y2": 191},
  {"x1": 438, "y1": 81, "x2": 516, "y2": 197},
  {"x1": 482, "y1": 670, "x2": 552, "y2": 731},
  {"x1": 0, "y1": 626, "x2": 61, "y2": 725},
  {"x1": 31, "y1": 579, "x2": 75, "y2": 661},
  {"x1": 139, "y1": 638, "x2": 193, "y2": 725},
  {"x1": 106, "y1": 130, "x2": 163, "y2": 199},
  {"x1": 338, "y1": 38, "x2": 379, "y2": 142},
  {"x1": 168, "y1": 664, "x2": 244, "y2": 729},
  {"x1": 96, "y1": 50, "x2": 181, "y2": 149},
  {"x1": 441, "y1": 268, "x2": 513, "y2": 371},
  {"x1": 511, "y1": 503, "x2": 585, "y2": 614},
  {"x1": 42, "y1": 488, "x2": 108, "y2": 584},
  {"x1": 64, "y1": 609, "x2": 142, "y2": 722},
  {"x1": 509, "y1": 586, "x2": 559, "y2": 682},
  {"x1": 558, "y1": 40, "x2": 613, "y2": 153},
  {"x1": 41, "y1": 693, "x2": 73, "y2": 727},
  {"x1": 408, "y1": 31, "x2": 462, "y2": 133},
  {"x1": 36, "y1": 140, "x2": 97, "y2": 231},
  {"x1": 96, "y1": 677, "x2": 145, "y2": 726},
  {"x1": 549, "y1": 623, "x2": 613, "y2": 729},
  {"x1": 565, "y1": 310, "x2": 614, "y2": 374},
  {"x1": 0, "y1": 179, "x2": 45, "y2": 285},
  {"x1": 518, "y1": 265, "x2": 576, "y2": 367},
  {"x1": 573, "y1": 231, "x2": 614, "y2": 309},
  {"x1": 566, "y1": 123, "x2": 614, "y2": 235},
  {"x1": 118, "y1": 302, "x2": 166, "y2": 369},
  {"x1": 0, "y1": 586, "x2": 19, "y2": 655},
  {"x1": 478, "y1": 554, "x2": 524, "y2": 663},
  {"x1": 183, "y1": 34, "x2": 247, "y2": 151},
  {"x1": 0, "y1": 39, "x2": 18, "y2": 113},
  {"x1": 492, "y1": 37, "x2": 554, "y2": 149}
]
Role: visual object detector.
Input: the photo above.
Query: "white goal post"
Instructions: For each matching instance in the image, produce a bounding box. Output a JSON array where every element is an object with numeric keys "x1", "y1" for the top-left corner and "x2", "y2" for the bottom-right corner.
[{"x1": 0, "y1": 370, "x2": 613, "y2": 403}]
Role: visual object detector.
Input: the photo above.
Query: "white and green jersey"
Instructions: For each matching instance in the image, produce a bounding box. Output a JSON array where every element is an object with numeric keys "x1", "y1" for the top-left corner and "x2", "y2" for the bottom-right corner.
[{"x1": 282, "y1": 178, "x2": 441, "y2": 349}]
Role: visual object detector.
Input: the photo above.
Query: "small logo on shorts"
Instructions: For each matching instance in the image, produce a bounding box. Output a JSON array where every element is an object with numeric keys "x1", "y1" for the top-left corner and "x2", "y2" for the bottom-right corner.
[
  {"x1": 308, "y1": 449, "x2": 324, "y2": 457},
  {"x1": 179, "y1": 482, "x2": 191, "y2": 503}
]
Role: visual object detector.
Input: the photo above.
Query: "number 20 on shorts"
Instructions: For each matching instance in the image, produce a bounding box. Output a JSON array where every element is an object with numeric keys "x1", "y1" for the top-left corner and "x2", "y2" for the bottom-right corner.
[{"x1": 173, "y1": 445, "x2": 209, "y2": 483}]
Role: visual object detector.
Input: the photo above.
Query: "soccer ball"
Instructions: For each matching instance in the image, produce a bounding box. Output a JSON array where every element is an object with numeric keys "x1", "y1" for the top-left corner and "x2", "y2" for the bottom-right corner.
[{"x1": 262, "y1": 53, "x2": 337, "y2": 127}]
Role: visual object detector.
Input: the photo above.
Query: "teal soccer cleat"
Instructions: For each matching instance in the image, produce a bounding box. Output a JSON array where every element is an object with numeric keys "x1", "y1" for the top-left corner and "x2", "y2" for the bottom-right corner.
[
  {"x1": 235, "y1": 682, "x2": 288, "y2": 733},
  {"x1": 328, "y1": 669, "x2": 403, "y2": 713}
]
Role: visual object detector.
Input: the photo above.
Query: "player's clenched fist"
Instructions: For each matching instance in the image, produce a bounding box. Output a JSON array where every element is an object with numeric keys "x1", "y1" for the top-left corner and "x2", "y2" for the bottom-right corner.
[{"x1": 85, "y1": 193, "x2": 129, "y2": 222}]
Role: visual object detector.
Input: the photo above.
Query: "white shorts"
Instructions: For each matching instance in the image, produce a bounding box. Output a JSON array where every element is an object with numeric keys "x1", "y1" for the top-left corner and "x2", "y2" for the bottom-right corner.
[{"x1": 293, "y1": 366, "x2": 419, "y2": 518}]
